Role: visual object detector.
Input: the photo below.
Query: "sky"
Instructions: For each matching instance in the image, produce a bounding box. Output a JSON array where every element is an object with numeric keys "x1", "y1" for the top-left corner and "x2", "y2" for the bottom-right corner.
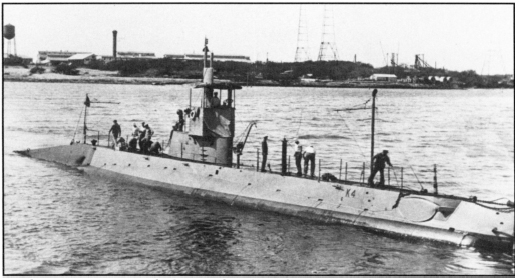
[{"x1": 3, "y1": 3, "x2": 514, "y2": 74}]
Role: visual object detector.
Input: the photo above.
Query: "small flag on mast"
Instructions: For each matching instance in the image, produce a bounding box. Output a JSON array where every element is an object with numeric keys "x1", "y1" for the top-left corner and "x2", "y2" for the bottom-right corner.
[
  {"x1": 205, "y1": 38, "x2": 208, "y2": 45},
  {"x1": 84, "y1": 95, "x2": 90, "y2": 107}
]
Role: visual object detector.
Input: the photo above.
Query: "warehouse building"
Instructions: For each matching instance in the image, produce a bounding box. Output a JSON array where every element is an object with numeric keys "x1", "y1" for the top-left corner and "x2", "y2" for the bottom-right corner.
[
  {"x1": 37, "y1": 51, "x2": 89, "y2": 65},
  {"x1": 370, "y1": 74, "x2": 397, "y2": 82},
  {"x1": 164, "y1": 54, "x2": 251, "y2": 63},
  {"x1": 117, "y1": 52, "x2": 156, "y2": 59},
  {"x1": 68, "y1": 53, "x2": 95, "y2": 66}
]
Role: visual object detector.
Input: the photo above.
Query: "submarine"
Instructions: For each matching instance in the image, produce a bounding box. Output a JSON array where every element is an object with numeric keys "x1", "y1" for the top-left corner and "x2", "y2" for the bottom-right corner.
[{"x1": 15, "y1": 40, "x2": 514, "y2": 251}]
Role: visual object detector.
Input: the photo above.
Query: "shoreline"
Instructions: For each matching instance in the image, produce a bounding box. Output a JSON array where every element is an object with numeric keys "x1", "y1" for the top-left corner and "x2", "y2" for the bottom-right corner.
[
  {"x1": 3, "y1": 66, "x2": 510, "y2": 89},
  {"x1": 1, "y1": 77, "x2": 472, "y2": 89},
  {"x1": 4, "y1": 76, "x2": 196, "y2": 86}
]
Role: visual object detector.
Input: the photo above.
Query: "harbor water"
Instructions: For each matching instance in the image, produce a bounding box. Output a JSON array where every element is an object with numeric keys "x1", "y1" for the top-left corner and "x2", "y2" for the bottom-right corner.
[{"x1": 4, "y1": 82, "x2": 514, "y2": 275}]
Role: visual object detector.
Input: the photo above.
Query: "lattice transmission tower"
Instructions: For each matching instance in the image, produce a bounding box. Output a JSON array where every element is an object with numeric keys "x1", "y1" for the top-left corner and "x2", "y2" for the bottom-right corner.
[
  {"x1": 294, "y1": 5, "x2": 311, "y2": 62},
  {"x1": 317, "y1": 5, "x2": 339, "y2": 61}
]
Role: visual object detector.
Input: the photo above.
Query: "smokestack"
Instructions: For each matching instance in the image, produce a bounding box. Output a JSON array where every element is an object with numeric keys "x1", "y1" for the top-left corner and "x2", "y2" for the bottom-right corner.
[
  {"x1": 112, "y1": 30, "x2": 117, "y2": 59},
  {"x1": 210, "y1": 52, "x2": 214, "y2": 68}
]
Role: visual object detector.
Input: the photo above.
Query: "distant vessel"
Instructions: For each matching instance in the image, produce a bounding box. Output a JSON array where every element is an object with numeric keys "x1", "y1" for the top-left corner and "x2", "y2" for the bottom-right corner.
[{"x1": 15, "y1": 40, "x2": 514, "y2": 251}]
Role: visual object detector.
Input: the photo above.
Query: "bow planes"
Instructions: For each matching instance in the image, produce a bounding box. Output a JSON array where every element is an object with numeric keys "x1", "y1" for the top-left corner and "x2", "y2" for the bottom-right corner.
[{"x1": 15, "y1": 40, "x2": 514, "y2": 252}]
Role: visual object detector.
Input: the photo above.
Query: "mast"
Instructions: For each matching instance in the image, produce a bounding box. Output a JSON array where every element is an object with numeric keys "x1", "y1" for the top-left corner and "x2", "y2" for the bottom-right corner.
[
  {"x1": 83, "y1": 103, "x2": 87, "y2": 144},
  {"x1": 370, "y1": 89, "x2": 377, "y2": 174},
  {"x1": 83, "y1": 94, "x2": 90, "y2": 144}
]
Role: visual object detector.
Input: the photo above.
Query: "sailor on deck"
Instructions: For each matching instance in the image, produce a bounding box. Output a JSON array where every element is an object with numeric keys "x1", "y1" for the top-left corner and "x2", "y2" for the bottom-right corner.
[
  {"x1": 108, "y1": 120, "x2": 121, "y2": 147},
  {"x1": 132, "y1": 123, "x2": 139, "y2": 138},
  {"x1": 149, "y1": 141, "x2": 162, "y2": 155},
  {"x1": 293, "y1": 140, "x2": 303, "y2": 176},
  {"x1": 368, "y1": 150, "x2": 393, "y2": 187},
  {"x1": 128, "y1": 137, "x2": 138, "y2": 152},
  {"x1": 138, "y1": 123, "x2": 146, "y2": 153},
  {"x1": 175, "y1": 109, "x2": 184, "y2": 132},
  {"x1": 116, "y1": 137, "x2": 127, "y2": 151},
  {"x1": 303, "y1": 145, "x2": 316, "y2": 178},
  {"x1": 142, "y1": 124, "x2": 153, "y2": 153},
  {"x1": 261, "y1": 135, "x2": 268, "y2": 172}
]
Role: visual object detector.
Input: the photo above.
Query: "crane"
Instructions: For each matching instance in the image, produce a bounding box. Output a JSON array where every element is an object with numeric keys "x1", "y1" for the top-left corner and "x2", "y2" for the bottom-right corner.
[{"x1": 233, "y1": 121, "x2": 257, "y2": 168}]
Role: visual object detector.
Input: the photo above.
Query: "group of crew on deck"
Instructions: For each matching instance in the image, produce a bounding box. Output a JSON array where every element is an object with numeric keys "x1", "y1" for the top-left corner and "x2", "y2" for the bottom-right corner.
[
  {"x1": 263, "y1": 136, "x2": 393, "y2": 187},
  {"x1": 290, "y1": 139, "x2": 317, "y2": 178},
  {"x1": 107, "y1": 103, "x2": 392, "y2": 187},
  {"x1": 260, "y1": 137, "x2": 317, "y2": 178},
  {"x1": 107, "y1": 120, "x2": 162, "y2": 155}
]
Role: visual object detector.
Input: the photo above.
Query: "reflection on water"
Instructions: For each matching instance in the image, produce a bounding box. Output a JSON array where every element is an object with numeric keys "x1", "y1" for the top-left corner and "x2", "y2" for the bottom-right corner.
[
  {"x1": 166, "y1": 214, "x2": 239, "y2": 274},
  {"x1": 3, "y1": 82, "x2": 514, "y2": 275}
]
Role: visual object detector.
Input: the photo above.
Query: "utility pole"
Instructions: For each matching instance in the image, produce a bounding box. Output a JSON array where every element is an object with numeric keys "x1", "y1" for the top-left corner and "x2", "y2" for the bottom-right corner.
[
  {"x1": 370, "y1": 89, "x2": 377, "y2": 175},
  {"x1": 83, "y1": 99, "x2": 88, "y2": 144}
]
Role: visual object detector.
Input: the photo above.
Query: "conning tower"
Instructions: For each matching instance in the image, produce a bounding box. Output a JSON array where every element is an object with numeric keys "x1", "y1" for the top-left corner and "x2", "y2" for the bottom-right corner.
[{"x1": 167, "y1": 39, "x2": 241, "y2": 166}]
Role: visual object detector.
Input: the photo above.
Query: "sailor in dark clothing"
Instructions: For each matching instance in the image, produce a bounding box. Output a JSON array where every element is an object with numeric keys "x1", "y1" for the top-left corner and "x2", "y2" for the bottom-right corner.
[
  {"x1": 116, "y1": 137, "x2": 127, "y2": 151},
  {"x1": 128, "y1": 137, "x2": 138, "y2": 152},
  {"x1": 141, "y1": 124, "x2": 153, "y2": 154},
  {"x1": 293, "y1": 140, "x2": 303, "y2": 176},
  {"x1": 368, "y1": 150, "x2": 393, "y2": 187},
  {"x1": 138, "y1": 125, "x2": 147, "y2": 153},
  {"x1": 149, "y1": 141, "x2": 162, "y2": 155},
  {"x1": 108, "y1": 120, "x2": 121, "y2": 146},
  {"x1": 211, "y1": 92, "x2": 221, "y2": 108},
  {"x1": 176, "y1": 109, "x2": 184, "y2": 132},
  {"x1": 261, "y1": 135, "x2": 268, "y2": 172}
]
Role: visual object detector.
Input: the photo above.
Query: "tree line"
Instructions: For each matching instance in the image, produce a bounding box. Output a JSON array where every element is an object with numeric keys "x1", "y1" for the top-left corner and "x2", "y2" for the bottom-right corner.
[{"x1": 80, "y1": 58, "x2": 512, "y2": 88}]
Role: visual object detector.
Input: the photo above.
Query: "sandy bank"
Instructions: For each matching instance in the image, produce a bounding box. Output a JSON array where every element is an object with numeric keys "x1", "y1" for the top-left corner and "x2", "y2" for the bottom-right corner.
[{"x1": 3, "y1": 66, "x2": 198, "y2": 85}]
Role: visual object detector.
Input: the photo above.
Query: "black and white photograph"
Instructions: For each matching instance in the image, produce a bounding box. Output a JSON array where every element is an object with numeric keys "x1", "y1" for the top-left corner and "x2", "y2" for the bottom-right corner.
[{"x1": 3, "y1": 2, "x2": 514, "y2": 276}]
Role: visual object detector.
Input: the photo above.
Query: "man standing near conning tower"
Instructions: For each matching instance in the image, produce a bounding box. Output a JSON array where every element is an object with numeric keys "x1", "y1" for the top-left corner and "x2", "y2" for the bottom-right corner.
[
  {"x1": 108, "y1": 120, "x2": 121, "y2": 146},
  {"x1": 211, "y1": 92, "x2": 221, "y2": 108},
  {"x1": 368, "y1": 150, "x2": 393, "y2": 187}
]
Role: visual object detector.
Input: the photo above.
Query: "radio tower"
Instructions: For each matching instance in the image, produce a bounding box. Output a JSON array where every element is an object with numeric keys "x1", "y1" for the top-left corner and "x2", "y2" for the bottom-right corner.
[
  {"x1": 294, "y1": 5, "x2": 310, "y2": 62},
  {"x1": 317, "y1": 5, "x2": 339, "y2": 61}
]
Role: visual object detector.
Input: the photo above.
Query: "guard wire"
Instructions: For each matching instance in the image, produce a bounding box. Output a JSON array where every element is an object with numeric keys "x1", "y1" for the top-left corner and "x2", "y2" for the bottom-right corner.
[{"x1": 71, "y1": 106, "x2": 84, "y2": 143}]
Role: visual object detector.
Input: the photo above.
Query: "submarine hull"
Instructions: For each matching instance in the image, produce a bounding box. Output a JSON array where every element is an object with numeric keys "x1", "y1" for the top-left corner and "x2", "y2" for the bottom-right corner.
[{"x1": 16, "y1": 144, "x2": 515, "y2": 250}]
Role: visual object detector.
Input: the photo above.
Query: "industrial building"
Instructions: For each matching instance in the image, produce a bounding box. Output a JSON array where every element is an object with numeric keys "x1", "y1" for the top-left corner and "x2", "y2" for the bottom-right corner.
[
  {"x1": 117, "y1": 52, "x2": 156, "y2": 59},
  {"x1": 67, "y1": 53, "x2": 95, "y2": 66},
  {"x1": 165, "y1": 54, "x2": 251, "y2": 63},
  {"x1": 37, "y1": 51, "x2": 90, "y2": 65},
  {"x1": 97, "y1": 52, "x2": 156, "y2": 61},
  {"x1": 370, "y1": 74, "x2": 397, "y2": 82},
  {"x1": 36, "y1": 49, "x2": 250, "y2": 66}
]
